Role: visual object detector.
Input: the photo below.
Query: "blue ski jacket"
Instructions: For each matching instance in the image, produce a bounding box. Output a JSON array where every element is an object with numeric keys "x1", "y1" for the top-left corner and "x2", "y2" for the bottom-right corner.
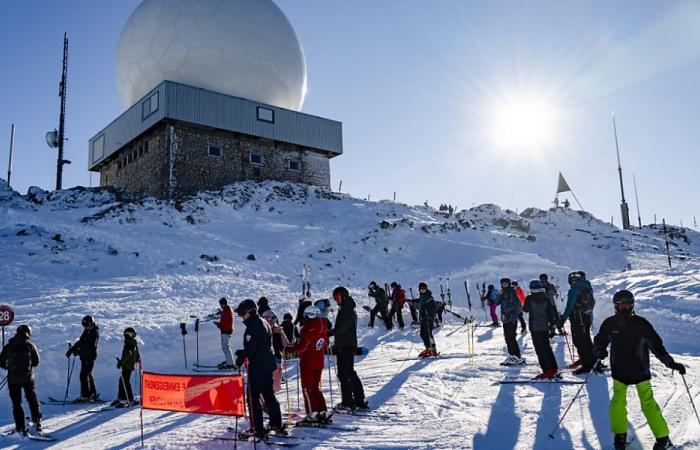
[
  {"x1": 496, "y1": 287, "x2": 522, "y2": 324},
  {"x1": 562, "y1": 279, "x2": 593, "y2": 322}
]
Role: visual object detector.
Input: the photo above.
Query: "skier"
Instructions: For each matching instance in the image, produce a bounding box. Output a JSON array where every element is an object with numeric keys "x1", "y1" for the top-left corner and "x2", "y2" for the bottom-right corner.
[
  {"x1": 485, "y1": 285, "x2": 500, "y2": 327},
  {"x1": 329, "y1": 286, "x2": 368, "y2": 411},
  {"x1": 281, "y1": 312, "x2": 299, "y2": 347},
  {"x1": 593, "y1": 290, "x2": 685, "y2": 450},
  {"x1": 262, "y1": 310, "x2": 285, "y2": 392},
  {"x1": 112, "y1": 327, "x2": 140, "y2": 407},
  {"x1": 0, "y1": 324, "x2": 42, "y2": 434},
  {"x1": 284, "y1": 303, "x2": 330, "y2": 424},
  {"x1": 367, "y1": 281, "x2": 391, "y2": 330},
  {"x1": 66, "y1": 315, "x2": 100, "y2": 402},
  {"x1": 539, "y1": 273, "x2": 565, "y2": 335},
  {"x1": 214, "y1": 297, "x2": 235, "y2": 369},
  {"x1": 417, "y1": 282, "x2": 438, "y2": 357},
  {"x1": 512, "y1": 281, "x2": 527, "y2": 333},
  {"x1": 234, "y1": 299, "x2": 284, "y2": 438},
  {"x1": 496, "y1": 278, "x2": 525, "y2": 365},
  {"x1": 523, "y1": 280, "x2": 560, "y2": 379},
  {"x1": 388, "y1": 282, "x2": 406, "y2": 330},
  {"x1": 257, "y1": 297, "x2": 271, "y2": 316},
  {"x1": 559, "y1": 271, "x2": 596, "y2": 374}
]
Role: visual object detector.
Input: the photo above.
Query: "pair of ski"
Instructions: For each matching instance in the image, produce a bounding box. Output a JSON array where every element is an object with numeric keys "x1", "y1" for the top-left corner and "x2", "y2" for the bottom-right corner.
[
  {"x1": 41, "y1": 396, "x2": 108, "y2": 406},
  {"x1": 500, "y1": 375, "x2": 584, "y2": 385},
  {"x1": 391, "y1": 353, "x2": 466, "y2": 362},
  {"x1": 192, "y1": 363, "x2": 238, "y2": 373},
  {"x1": 1, "y1": 429, "x2": 57, "y2": 442},
  {"x1": 331, "y1": 408, "x2": 398, "y2": 420}
]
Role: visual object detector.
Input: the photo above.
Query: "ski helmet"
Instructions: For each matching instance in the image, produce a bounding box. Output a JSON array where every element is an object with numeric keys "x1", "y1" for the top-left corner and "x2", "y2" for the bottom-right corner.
[
  {"x1": 332, "y1": 286, "x2": 349, "y2": 302},
  {"x1": 82, "y1": 315, "x2": 94, "y2": 327},
  {"x1": 261, "y1": 310, "x2": 277, "y2": 322},
  {"x1": 257, "y1": 297, "x2": 269, "y2": 308},
  {"x1": 390, "y1": 281, "x2": 398, "y2": 288},
  {"x1": 487, "y1": 284, "x2": 495, "y2": 291},
  {"x1": 368, "y1": 281, "x2": 378, "y2": 290},
  {"x1": 123, "y1": 327, "x2": 137, "y2": 338},
  {"x1": 528, "y1": 280, "x2": 545, "y2": 294},
  {"x1": 577, "y1": 271, "x2": 587, "y2": 280},
  {"x1": 567, "y1": 271, "x2": 582, "y2": 285},
  {"x1": 418, "y1": 282, "x2": 428, "y2": 290},
  {"x1": 16, "y1": 324, "x2": 31, "y2": 337},
  {"x1": 235, "y1": 299, "x2": 257, "y2": 316},
  {"x1": 219, "y1": 297, "x2": 228, "y2": 305},
  {"x1": 613, "y1": 290, "x2": 634, "y2": 305},
  {"x1": 314, "y1": 298, "x2": 331, "y2": 317},
  {"x1": 283, "y1": 312, "x2": 293, "y2": 321},
  {"x1": 499, "y1": 278, "x2": 511, "y2": 287},
  {"x1": 512, "y1": 280, "x2": 519, "y2": 287},
  {"x1": 303, "y1": 305, "x2": 322, "y2": 320},
  {"x1": 539, "y1": 273, "x2": 548, "y2": 281}
]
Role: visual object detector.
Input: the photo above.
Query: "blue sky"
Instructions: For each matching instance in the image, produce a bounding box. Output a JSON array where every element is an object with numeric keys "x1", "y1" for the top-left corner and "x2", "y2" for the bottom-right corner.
[{"x1": 1, "y1": 1, "x2": 699, "y2": 228}]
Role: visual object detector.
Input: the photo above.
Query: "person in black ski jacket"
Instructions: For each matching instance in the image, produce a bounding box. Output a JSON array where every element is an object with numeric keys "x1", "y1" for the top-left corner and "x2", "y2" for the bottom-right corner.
[
  {"x1": 234, "y1": 299, "x2": 284, "y2": 438},
  {"x1": 257, "y1": 297, "x2": 271, "y2": 316},
  {"x1": 593, "y1": 290, "x2": 684, "y2": 450},
  {"x1": 113, "y1": 327, "x2": 140, "y2": 407},
  {"x1": 329, "y1": 286, "x2": 368, "y2": 411},
  {"x1": 67, "y1": 315, "x2": 100, "y2": 401},
  {"x1": 281, "y1": 312, "x2": 299, "y2": 347},
  {"x1": 0, "y1": 324, "x2": 42, "y2": 434},
  {"x1": 417, "y1": 282, "x2": 438, "y2": 357},
  {"x1": 495, "y1": 278, "x2": 524, "y2": 365},
  {"x1": 367, "y1": 281, "x2": 391, "y2": 330},
  {"x1": 523, "y1": 280, "x2": 560, "y2": 378},
  {"x1": 539, "y1": 273, "x2": 565, "y2": 335},
  {"x1": 560, "y1": 271, "x2": 596, "y2": 374}
]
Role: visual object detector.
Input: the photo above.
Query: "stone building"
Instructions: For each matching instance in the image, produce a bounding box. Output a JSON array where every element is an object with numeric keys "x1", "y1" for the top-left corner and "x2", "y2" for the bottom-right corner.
[{"x1": 88, "y1": 81, "x2": 342, "y2": 199}]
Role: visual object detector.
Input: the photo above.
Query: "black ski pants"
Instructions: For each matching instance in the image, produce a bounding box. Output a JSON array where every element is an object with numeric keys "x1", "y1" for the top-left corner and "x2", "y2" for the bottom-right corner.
[
  {"x1": 8, "y1": 380, "x2": 41, "y2": 432},
  {"x1": 117, "y1": 368, "x2": 134, "y2": 403},
  {"x1": 518, "y1": 312, "x2": 527, "y2": 331},
  {"x1": 420, "y1": 319, "x2": 436, "y2": 351},
  {"x1": 248, "y1": 366, "x2": 282, "y2": 433},
  {"x1": 531, "y1": 331, "x2": 557, "y2": 372},
  {"x1": 436, "y1": 303, "x2": 445, "y2": 324},
  {"x1": 335, "y1": 345, "x2": 365, "y2": 408},
  {"x1": 80, "y1": 358, "x2": 98, "y2": 399},
  {"x1": 388, "y1": 303, "x2": 404, "y2": 329},
  {"x1": 503, "y1": 322, "x2": 521, "y2": 358},
  {"x1": 570, "y1": 313, "x2": 595, "y2": 369},
  {"x1": 369, "y1": 303, "x2": 391, "y2": 329}
]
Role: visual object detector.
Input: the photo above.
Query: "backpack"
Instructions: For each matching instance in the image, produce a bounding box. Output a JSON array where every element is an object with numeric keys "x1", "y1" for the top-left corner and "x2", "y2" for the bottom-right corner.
[
  {"x1": 576, "y1": 287, "x2": 596, "y2": 316},
  {"x1": 7, "y1": 342, "x2": 32, "y2": 376}
]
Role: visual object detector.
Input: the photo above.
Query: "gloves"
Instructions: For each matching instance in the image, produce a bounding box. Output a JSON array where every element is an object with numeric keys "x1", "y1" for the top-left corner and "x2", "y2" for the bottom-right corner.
[
  {"x1": 116, "y1": 357, "x2": 122, "y2": 369},
  {"x1": 65, "y1": 347, "x2": 74, "y2": 358},
  {"x1": 669, "y1": 361, "x2": 686, "y2": 375},
  {"x1": 595, "y1": 349, "x2": 608, "y2": 360}
]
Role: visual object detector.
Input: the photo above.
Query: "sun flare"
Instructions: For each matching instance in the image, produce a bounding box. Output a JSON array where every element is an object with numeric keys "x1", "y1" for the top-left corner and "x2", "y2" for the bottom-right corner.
[{"x1": 487, "y1": 93, "x2": 560, "y2": 154}]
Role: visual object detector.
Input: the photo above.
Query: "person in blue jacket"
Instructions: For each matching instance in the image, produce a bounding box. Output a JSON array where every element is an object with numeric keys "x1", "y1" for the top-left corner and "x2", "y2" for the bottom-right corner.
[
  {"x1": 559, "y1": 271, "x2": 596, "y2": 374},
  {"x1": 495, "y1": 278, "x2": 525, "y2": 365}
]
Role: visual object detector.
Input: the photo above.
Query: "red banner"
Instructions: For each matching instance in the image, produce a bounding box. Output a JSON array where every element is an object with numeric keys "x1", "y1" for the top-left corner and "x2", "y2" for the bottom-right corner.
[{"x1": 141, "y1": 371, "x2": 245, "y2": 417}]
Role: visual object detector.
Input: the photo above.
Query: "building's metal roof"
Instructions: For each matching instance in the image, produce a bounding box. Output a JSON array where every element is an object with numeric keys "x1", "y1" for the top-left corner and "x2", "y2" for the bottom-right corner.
[{"x1": 88, "y1": 80, "x2": 343, "y2": 170}]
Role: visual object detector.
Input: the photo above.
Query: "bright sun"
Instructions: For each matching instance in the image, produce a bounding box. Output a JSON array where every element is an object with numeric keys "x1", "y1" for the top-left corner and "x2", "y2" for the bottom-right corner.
[{"x1": 487, "y1": 93, "x2": 559, "y2": 154}]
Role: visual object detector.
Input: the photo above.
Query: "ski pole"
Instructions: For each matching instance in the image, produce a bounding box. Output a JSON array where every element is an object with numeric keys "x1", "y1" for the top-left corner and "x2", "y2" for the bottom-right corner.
[
  {"x1": 563, "y1": 324, "x2": 575, "y2": 365},
  {"x1": 118, "y1": 369, "x2": 132, "y2": 406},
  {"x1": 296, "y1": 358, "x2": 301, "y2": 413},
  {"x1": 681, "y1": 373, "x2": 700, "y2": 428},
  {"x1": 63, "y1": 351, "x2": 76, "y2": 406},
  {"x1": 283, "y1": 353, "x2": 291, "y2": 427},
  {"x1": 245, "y1": 366, "x2": 258, "y2": 450},
  {"x1": 327, "y1": 350, "x2": 334, "y2": 407},
  {"x1": 548, "y1": 365, "x2": 597, "y2": 439},
  {"x1": 0, "y1": 375, "x2": 7, "y2": 393},
  {"x1": 194, "y1": 318, "x2": 200, "y2": 367},
  {"x1": 179, "y1": 322, "x2": 188, "y2": 369}
]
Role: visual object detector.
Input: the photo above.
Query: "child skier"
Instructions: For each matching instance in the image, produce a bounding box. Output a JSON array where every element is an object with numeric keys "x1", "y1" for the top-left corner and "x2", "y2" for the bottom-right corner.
[
  {"x1": 496, "y1": 278, "x2": 525, "y2": 365},
  {"x1": 523, "y1": 280, "x2": 560, "y2": 379},
  {"x1": 417, "y1": 282, "x2": 438, "y2": 357},
  {"x1": 512, "y1": 281, "x2": 527, "y2": 333},
  {"x1": 112, "y1": 327, "x2": 140, "y2": 407},
  {"x1": 593, "y1": 290, "x2": 685, "y2": 450},
  {"x1": 485, "y1": 285, "x2": 500, "y2": 327}
]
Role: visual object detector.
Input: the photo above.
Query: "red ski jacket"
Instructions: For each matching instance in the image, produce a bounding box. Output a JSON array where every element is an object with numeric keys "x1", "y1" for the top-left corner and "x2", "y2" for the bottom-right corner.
[
  {"x1": 515, "y1": 287, "x2": 526, "y2": 305},
  {"x1": 285, "y1": 317, "x2": 328, "y2": 370},
  {"x1": 218, "y1": 305, "x2": 233, "y2": 334}
]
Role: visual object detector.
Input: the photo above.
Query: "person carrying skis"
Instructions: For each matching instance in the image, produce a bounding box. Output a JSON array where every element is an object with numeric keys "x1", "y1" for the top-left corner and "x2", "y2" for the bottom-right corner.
[
  {"x1": 539, "y1": 273, "x2": 565, "y2": 335},
  {"x1": 512, "y1": 281, "x2": 527, "y2": 333},
  {"x1": 214, "y1": 297, "x2": 235, "y2": 369},
  {"x1": 0, "y1": 324, "x2": 42, "y2": 434},
  {"x1": 284, "y1": 303, "x2": 330, "y2": 424},
  {"x1": 593, "y1": 290, "x2": 685, "y2": 450},
  {"x1": 66, "y1": 315, "x2": 100, "y2": 402},
  {"x1": 388, "y1": 282, "x2": 406, "y2": 330},
  {"x1": 112, "y1": 327, "x2": 140, "y2": 407},
  {"x1": 234, "y1": 299, "x2": 285, "y2": 438},
  {"x1": 367, "y1": 281, "x2": 391, "y2": 330},
  {"x1": 559, "y1": 271, "x2": 596, "y2": 374},
  {"x1": 496, "y1": 278, "x2": 525, "y2": 365},
  {"x1": 523, "y1": 280, "x2": 560, "y2": 378},
  {"x1": 417, "y1": 282, "x2": 438, "y2": 357},
  {"x1": 329, "y1": 286, "x2": 368, "y2": 411},
  {"x1": 485, "y1": 285, "x2": 500, "y2": 327},
  {"x1": 281, "y1": 312, "x2": 299, "y2": 347}
]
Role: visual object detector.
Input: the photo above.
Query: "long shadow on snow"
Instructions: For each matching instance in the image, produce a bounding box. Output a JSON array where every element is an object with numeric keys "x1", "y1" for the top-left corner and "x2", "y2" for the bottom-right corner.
[
  {"x1": 365, "y1": 358, "x2": 436, "y2": 410},
  {"x1": 580, "y1": 374, "x2": 610, "y2": 450},
  {"x1": 472, "y1": 365, "x2": 525, "y2": 450},
  {"x1": 532, "y1": 382, "x2": 573, "y2": 448},
  {"x1": 48, "y1": 407, "x2": 135, "y2": 441},
  {"x1": 109, "y1": 411, "x2": 200, "y2": 449}
]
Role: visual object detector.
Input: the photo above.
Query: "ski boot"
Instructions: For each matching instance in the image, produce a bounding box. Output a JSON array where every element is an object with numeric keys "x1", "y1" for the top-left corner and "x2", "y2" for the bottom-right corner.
[
  {"x1": 418, "y1": 348, "x2": 432, "y2": 358},
  {"x1": 543, "y1": 368, "x2": 561, "y2": 379},
  {"x1": 614, "y1": 433, "x2": 627, "y2": 450},
  {"x1": 334, "y1": 402, "x2": 354, "y2": 413},
  {"x1": 567, "y1": 359, "x2": 581, "y2": 369},
  {"x1": 267, "y1": 424, "x2": 288, "y2": 436},
  {"x1": 500, "y1": 356, "x2": 519, "y2": 366},
  {"x1": 653, "y1": 436, "x2": 673, "y2": 450},
  {"x1": 533, "y1": 372, "x2": 548, "y2": 380},
  {"x1": 429, "y1": 349, "x2": 439, "y2": 357},
  {"x1": 317, "y1": 411, "x2": 332, "y2": 424},
  {"x1": 355, "y1": 401, "x2": 370, "y2": 412},
  {"x1": 33, "y1": 419, "x2": 42, "y2": 433},
  {"x1": 573, "y1": 366, "x2": 592, "y2": 375}
]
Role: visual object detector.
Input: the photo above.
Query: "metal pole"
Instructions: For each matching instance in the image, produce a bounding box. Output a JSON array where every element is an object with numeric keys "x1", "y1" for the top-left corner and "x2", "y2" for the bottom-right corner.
[
  {"x1": 633, "y1": 173, "x2": 642, "y2": 227},
  {"x1": 6, "y1": 125, "x2": 14, "y2": 185},
  {"x1": 663, "y1": 219, "x2": 672, "y2": 270},
  {"x1": 338, "y1": 180, "x2": 342, "y2": 193},
  {"x1": 56, "y1": 33, "x2": 69, "y2": 191},
  {"x1": 612, "y1": 114, "x2": 630, "y2": 229}
]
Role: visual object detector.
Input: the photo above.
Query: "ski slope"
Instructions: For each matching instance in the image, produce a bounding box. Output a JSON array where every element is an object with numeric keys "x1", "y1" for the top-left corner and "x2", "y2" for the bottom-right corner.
[{"x1": 1, "y1": 178, "x2": 699, "y2": 449}]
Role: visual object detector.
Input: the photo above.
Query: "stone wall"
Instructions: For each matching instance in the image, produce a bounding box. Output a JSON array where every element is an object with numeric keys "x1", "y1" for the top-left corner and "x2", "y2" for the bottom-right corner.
[{"x1": 98, "y1": 120, "x2": 333, "y2": 199}]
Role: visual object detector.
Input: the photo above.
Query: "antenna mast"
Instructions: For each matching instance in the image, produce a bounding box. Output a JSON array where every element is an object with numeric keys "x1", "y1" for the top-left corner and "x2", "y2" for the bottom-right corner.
[
  {"x1": 612, "y1": 113, "x2": 631, "y2": 229},
  {"x1": 56, "y1": 32, "x2": 71, "y2": 190}
]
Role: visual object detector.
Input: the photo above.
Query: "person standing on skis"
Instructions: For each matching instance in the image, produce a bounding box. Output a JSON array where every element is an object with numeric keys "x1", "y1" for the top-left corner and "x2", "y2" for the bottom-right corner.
[
  {"x1": 560, "y1": 271, "x2": 596, "y2": 374},
  {"x1": 0, "y1": 324, "x2": 42, "y2": 435},
  {"x1": 485, "y1": 285, "x2": 500, "y2": 327},
  {"x1": 417, "y1": 282, "x2": 438, "y2": 357},
  {"x1": 284, "y1": 304, "x2": 330, "y2": 424},
  {"x1": 388, "y1": 282, "x2": 406, "y2": 330},
  {"x1": 496, "y1": 278, "x2": 524, "y2": 365},
  {"x1": 523, "y1": 280, "x2": 560, "y2": 379},
  {"x1": 540, "y1": 273, "x2": 565, "y2": 335},
  {"x1": 593, "y1": 290, "x2": 685, "y2": 450},
  {"x1": 66, "y1": 315, "x2": 100, "y2": 402},
  {"x1": 214, "y1": 297, "x2": 235, "y2": 369},
  {"x1": 112, "y1": 327, "x2": 140, "y2": 407},
  {"x1": 367, "y1": 281, "x2": 391, "y2": 330},
  {"x1": 512, "y1": 281, "x2": 527, "y2": 333}
]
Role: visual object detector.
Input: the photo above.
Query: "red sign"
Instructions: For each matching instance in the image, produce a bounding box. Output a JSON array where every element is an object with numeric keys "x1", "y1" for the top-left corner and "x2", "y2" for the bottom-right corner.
[
  {"x1": 141, "y1": 372, "x2": 245, "y2": 417},
  {"x1": 0, "y1": 305, "x2": 14, "y2": 327}
]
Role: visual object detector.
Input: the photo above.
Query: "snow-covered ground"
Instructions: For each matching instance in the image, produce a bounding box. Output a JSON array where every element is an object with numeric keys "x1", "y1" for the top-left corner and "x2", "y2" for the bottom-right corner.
[{"x1": 1, "y1": 178, "x2": 699, "y2": 449}]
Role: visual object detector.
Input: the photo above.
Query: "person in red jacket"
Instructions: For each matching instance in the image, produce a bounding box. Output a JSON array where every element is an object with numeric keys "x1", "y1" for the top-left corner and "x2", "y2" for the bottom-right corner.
[
  {"x1": 284, "y1": 304, "x2": 330, "y2": 424},
  {"x1": 214, "y1": 297, "x2": 234, "y2": 369},
  {"x1": 512, "y1": 281, "x2": 527, "y2": 333}
]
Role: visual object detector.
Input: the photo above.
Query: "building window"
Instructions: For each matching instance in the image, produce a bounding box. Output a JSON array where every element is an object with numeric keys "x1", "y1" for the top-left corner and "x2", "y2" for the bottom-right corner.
[
  {"x1": 142, "y1": 91, "x2": 159, "y2": 120},
  {"x1": 256, "y1": 106, "x2": 274, "y2": 123},
  {"x1": 208, "y1": 145, "x2": 222, "y2": 157},
  {"x1": 250, "y1": 152, "x2": 264, "y2": 165},
  {"x1": 288, "y1": 160, "x2": 301, "y2": 172},
  {"x1": 92, "y1": 135, "x2": 105, "y2": 161}
]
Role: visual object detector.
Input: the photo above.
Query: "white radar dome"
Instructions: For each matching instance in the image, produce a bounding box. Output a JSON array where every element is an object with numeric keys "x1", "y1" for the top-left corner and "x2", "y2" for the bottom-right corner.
[{"x1": 116, "y1": 0, "x2": 307, "y2": 111}]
